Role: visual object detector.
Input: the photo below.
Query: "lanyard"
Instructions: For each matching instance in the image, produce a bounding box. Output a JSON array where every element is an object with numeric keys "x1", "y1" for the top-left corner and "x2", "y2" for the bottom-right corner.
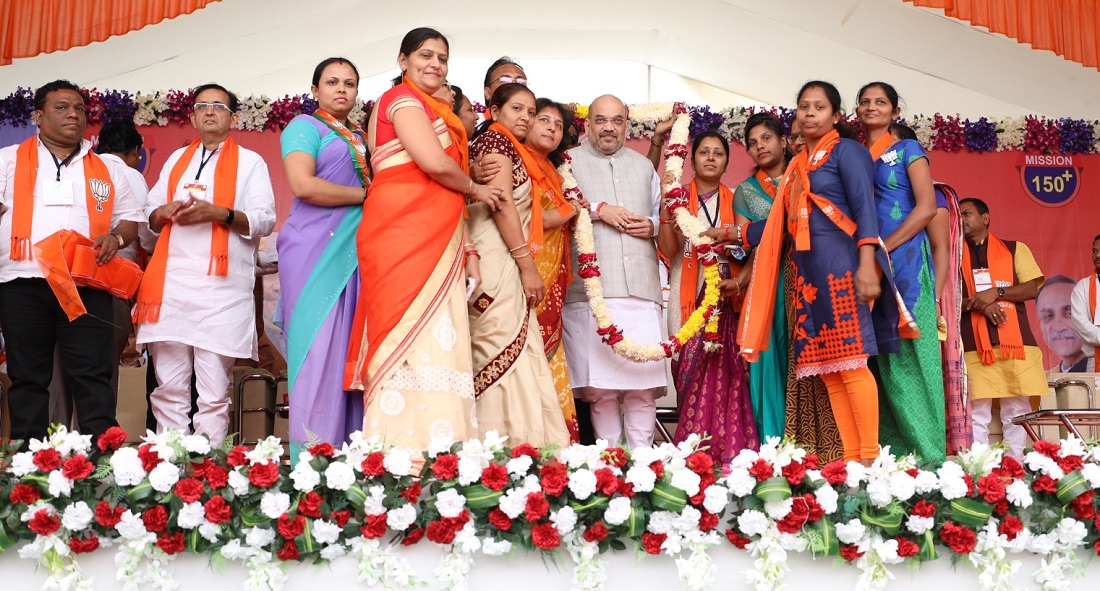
[
  {"x1": 698, "y1": 189, "x2": 719, "y2": 228},
  {"x1": 195, "y1": 146, "x2": 218, "y2": 181},
  {"x1": 50, "y1": 145, "x2": 81, "y2": 182}
]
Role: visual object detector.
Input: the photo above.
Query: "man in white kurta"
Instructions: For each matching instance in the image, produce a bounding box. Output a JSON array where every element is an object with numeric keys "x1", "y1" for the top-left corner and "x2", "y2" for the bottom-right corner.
[
  {"x1": 562, "y1": 95, "x2": 666, "y2": 449},
  {"x1": 136, "y1": 84, "x2": 276, "y2": 442},
  {"x1": 1070, "y1": 234, "x2": 1100, "y2": 372}
]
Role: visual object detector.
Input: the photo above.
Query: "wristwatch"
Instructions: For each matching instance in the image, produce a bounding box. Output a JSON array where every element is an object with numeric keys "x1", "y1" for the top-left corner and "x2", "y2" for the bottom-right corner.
[{"x1": 996, "y1": 287, "x2": 1006, "y2": 299}]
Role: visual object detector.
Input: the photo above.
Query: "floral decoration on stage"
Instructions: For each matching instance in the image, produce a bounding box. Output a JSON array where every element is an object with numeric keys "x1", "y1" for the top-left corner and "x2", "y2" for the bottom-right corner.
[
  {"x1": 3, "y1": 427, "x2": 1100, "y2": 591},
  {"x1": 1, "y1": 86, "x2": 1097, "y2": 154},
  {"x1": 561, "y1": 103, "x2": 721, "y2": 362}
]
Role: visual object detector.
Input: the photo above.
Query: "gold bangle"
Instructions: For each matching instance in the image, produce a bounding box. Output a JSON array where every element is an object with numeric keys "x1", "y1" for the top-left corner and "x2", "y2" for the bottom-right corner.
[
  {"x1": 508, "y1": 244, "x2": 528, "y2": 253},
  {"x1": 511, "y1": 250, "x2": 531, "y2": 260},
  {"x1": 466, "y1": 179, "x2": 474, "y2": 195}
]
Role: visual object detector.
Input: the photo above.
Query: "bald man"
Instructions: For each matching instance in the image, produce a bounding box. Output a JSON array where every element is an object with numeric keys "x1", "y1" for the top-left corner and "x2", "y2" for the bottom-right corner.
[{"x1": 561, "y1": 95, "x2": 665, "y2": 449}]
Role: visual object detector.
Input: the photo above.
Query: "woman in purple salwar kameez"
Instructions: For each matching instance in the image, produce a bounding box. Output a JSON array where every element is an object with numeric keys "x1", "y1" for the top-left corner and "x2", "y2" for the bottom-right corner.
[{"x1": 277, "y1": 58, "x2": 370, "y2": 458}]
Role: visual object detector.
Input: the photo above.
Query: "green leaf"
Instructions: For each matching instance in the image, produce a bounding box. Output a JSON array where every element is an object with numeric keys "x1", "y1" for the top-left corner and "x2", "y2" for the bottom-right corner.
[
  {"x1": 753, "y1": 477, "x2": 792, "y2": 503},
  {"x1": 650, "y1": 481, "x2": 688, "y2": 513},
  {"x1": 1056, "y1": 470, "x2": 1090, "y2": 506},
  {"x1": 949, "y1": 498, "x2": 993, "y2": 527}
]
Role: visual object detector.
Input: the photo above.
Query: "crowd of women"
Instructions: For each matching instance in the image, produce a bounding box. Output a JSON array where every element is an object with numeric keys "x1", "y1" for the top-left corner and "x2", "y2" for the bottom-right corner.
[{"x1": 278, "y1": 26, "x2": 970, "y2": 471}]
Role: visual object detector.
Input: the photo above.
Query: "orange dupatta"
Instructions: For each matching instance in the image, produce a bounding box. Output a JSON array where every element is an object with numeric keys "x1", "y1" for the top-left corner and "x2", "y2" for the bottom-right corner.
[
  {"x1": 11, "y1": 136, "x2": 114, "y2": 260},
  {"x1": 487, "y1": 121, "x2": 553, "y2": 255},
  {"x1": 678, "y1": 180, "x2": 737, "y2": 326},
  {"x1": 961, "y1": 233, "x2": 1027, "y2": 365},
  {"x1": 867, "y1": 130, "x2": 893, "y2": 161},
  {"x1": 133, "y1": 137, "x2": 239, "y2": 323}
]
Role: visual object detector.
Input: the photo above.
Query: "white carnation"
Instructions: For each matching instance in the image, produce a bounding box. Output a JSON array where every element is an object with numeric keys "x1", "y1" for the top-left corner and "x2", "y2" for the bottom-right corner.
[
  {"x1": 260, "y1": 491, "x2": 291, "y2": 519},
  {"x1": 670, "y1": 469, "x2": 701, "y2": 497},
  {"x1": 835, "y1": 518, "x2": 867, "y2": 544},
  {"x1": 568, "y1": 468, "x2": 597, "y2": 500},
  {"x1": 845, "y1": 462, "x2": 867, "y2": 488},
  {"x1": 457, "y1": 455, "x2": 483, "y2": 486},
  {"x1": 604, "y1": 497, "x2": 632, "y2": 526},
  {"x1": 313, "y1": 520, "x2": 342, "y2": 545},
  {"x1": 199, "y1": 521, "x2": 220, "y2": 542},
  {"x1": 729, "y1": 448, "x2": 760, "y2": 471},
  {"x1": 387, "y1": 504, "x2": 417, "y2": 532},
  {"x1": 363, "y1": 485, "x2": 387, "y2": 516},
  {"x1": 435, "y1": 488, "x2": 467, "y2": 519},
  {"x1": 245, "y1": 526, "x2": 276, "y2": 548},
  {"x1": 498, "y1": 489, "x2": 528, "y2": 520},
  {"x1": 906, "y1": 515, "x2": 935, "y2": 535},
  {"x1": 290, "y1": 461, "x2": 321, "y2": 492},
  {"x1": 320, "y1": 544, "x2": 347, "y2": 561},
  {"x1": 47, "y1": 471, "x2": 73, "y2": 497},
  {"x1": 765, "y1": 498, "x2": 793, "y2": 520},
  {"x1": 228, "y1": 469, "x2": 251, "y2": 495},
  {"x1": 866, "y1": 478, "x2": 893, "y2": 508},
  {"x1": 1024, "y1": 452, "x2": 1064, "y2": 479},
  {"x1": 725, "y1": 469, "x2": 756, "y2": 498},
  {"x1": 888, "y1": 472, "x2": 916, "y2": 502},
  {"x1": 815, "y1": 484, "x2": 839, "y2": 515},
  {"x1": 737, "y1": 509, "x2": 769, "y2": 537},
  {"x1": 507, "y1": 455, "x2": 533, "y2": 478},
  {"x1": 148, "y1": 462, "x2": 181, "y2": 493},
  {"x1": 61, "y1": 501, "x2": 93, "y2": 532},
  {"x1": 383, "y1": 448, "x2": 413, "y2": 477},
  {"x1": 427, "y1": 437, "x2": 454, "y2": 458},
  {"x1": 647, "y1": 511, "x2": 676, "y2": 535},
  {"x1": 116, "y1": 511, "x2": 147, "y2": 540},
  {"x1": 1080, "y1": 463, "x2": 1100, "y2": 489},
  {"x1": 324, "y1": 461, "x2": 356, "y2": 491},
  {"x1": 1006, "y1": 480, "x2": 1033, "y2": 508},
  {"x1": 913, "y1": 470, "x2": 940, "y2": 494},
  {"x1": 551, "y1": 506, "x2": 577, "y2": 534},
  {"x1": 110, "y1": 447, "x2": 147, "y2": 486},
  {"x1": 10, "y1": 452, "x2": 36, "y2": 477},
  {"x1": 624, "y1": 464, "x2": 657, "y2": 492},
  {"x1": 702, "y1": 485, "x2": 729, "y2": 514},
  {"x1": 176, "y1": 502, "x2": 205, "y2": 530},
  {"x1": 481, "y1": 538, "x2": 513, "y2": 556},
  {"x1": 182, "y1": 434, "x2": 211, "y2": 455},
  {"x1": 939, "y1": 475, "x2": 968, "y2": 500},
  {"x1": 675, "y1": 506, "x2": 701, "y2": 532}
]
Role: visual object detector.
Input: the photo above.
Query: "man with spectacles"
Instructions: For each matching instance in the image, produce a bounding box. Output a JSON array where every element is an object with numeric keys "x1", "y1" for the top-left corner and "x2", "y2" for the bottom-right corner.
[
  {"x1": 135, "y1": 83, "x2": 276, "y2": 443},
  {"x1": 481, "y1": 57, "x2": 527, "y2": 122},
  {"x1": 561, "y1": 94, "x2": 666, "y2": 449},
  {"x1": 0, "y1": 80, "x2": 143, "y2": 451}
]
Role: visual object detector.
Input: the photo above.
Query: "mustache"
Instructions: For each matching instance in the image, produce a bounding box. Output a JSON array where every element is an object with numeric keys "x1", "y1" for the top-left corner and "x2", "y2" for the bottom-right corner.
[{"x1": 1049, "y1": 330, "x2": 1082, "y2": 340}]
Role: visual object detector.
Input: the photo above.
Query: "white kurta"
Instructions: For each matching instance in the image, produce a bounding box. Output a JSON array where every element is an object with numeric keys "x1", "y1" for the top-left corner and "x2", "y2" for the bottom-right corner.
[
  {"x1": 1071, "y1": 275, "x2": 1100, "y2": 364},
  {"x1": 135, "y1": 141, "x2": 276, "y2": 359},
  {"x1": 0, "y1": 138, "x2": 144, "y2": 282},
  {"x1": 562, "y1": 297, "x2": 667, "y2": 390}
]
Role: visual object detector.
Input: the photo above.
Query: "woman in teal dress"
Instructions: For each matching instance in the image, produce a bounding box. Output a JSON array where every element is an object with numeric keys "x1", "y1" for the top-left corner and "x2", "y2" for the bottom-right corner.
[{"x1": 856, "y1": 82, "x2": 946, "y2": 465}]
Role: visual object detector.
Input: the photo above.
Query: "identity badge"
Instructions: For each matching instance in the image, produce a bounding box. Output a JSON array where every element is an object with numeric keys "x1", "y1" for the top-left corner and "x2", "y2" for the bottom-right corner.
[
  {"x1": 972, "y1": 268, "x2": 992, "y2": 293},
  {"x1": 43, "y1": 178, "x2": 75, "y2": 206},
  {"x1": 182, "y1": 183, "x2": 208, "y2": 201}
]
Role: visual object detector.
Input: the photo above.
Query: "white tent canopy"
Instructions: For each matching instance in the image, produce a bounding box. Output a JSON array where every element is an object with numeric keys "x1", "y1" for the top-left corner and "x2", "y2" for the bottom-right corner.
[{"x1": 3, "y1": 0, "x2": 1100, "y2": 118}]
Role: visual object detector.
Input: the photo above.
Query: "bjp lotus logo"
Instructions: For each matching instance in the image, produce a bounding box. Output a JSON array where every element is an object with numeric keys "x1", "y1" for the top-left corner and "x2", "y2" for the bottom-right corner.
[{"x1": 89, "y1": 179, "x2": 111, "y2": 212}]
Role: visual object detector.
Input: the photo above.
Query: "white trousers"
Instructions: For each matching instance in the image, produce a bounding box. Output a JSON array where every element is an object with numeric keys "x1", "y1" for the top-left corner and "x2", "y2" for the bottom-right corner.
[
  {"x1": 972, "y1": 396, "x2": 1033, "y2": 460},
  {"x1": 148, "y1": 341, "x2": 233, "y2": 443},
  {"x1": 575, "y1": 387, "x2": 659, "y2": 449}
]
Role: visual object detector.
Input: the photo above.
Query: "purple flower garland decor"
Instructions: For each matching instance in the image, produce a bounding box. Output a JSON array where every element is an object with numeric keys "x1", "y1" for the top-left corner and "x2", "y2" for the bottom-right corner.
[{"x1": 963, "y1": 116, "x2": 998, "y2": 153}]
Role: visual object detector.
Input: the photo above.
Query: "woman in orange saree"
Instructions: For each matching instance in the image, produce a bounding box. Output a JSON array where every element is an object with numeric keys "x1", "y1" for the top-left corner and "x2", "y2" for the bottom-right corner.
[{"x1": 344, "y1": 28, "x2": 503, "y2": 468}]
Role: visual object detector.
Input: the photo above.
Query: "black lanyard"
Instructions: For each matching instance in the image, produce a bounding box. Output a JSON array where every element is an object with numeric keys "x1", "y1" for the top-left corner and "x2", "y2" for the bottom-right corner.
[
  {"x1": 698, "y1": 190, "x2": 720, "y2": 228},
  {"x1": 49, "y1": 145, "x2": 81, "y2": 182},
  {"x1": 195, "y1": 146, "x2": 218, "y2": 181}
]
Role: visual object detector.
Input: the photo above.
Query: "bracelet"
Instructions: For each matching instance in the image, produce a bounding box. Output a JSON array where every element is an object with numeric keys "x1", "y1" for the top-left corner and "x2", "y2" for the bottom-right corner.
[
  {"x1": 723, "y1": 226, "x2": 731, "y2": 240},
  {"x1": 595, "y1": 202, "x2": 606, "y2": 221},
  {"x1": 511, "y1": 250, "x2": 531, "y2": 260},
  {"x1": 224, "y1": 208, "x2": 235, "y2": 226},
  {"x1": 463, "y1": 242, "x2": 475, "y2": 250},
  {"x1": 508, "y1": 244, "x2": 528, "y2": 253},
  {"x1": 736, "y1": 224, "x2": 743, "y2": 245},
  {"x1": 659, "y1": 218, "x2": 673, "y2": 225},
  {"x1": 464, "y1": 249, "x2": 481, "y2": 260}
]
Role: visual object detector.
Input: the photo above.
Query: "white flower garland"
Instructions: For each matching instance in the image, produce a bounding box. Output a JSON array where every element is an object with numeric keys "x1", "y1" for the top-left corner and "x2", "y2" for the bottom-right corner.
[{"x1": 563, "y1": 103, "x2": 723, "y2": 362}]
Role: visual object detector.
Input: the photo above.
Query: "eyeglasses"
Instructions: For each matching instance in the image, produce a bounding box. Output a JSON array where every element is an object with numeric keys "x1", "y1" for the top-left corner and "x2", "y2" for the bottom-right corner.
[
  {"x1": 493, "y1": 75, "x2": 527, "y2": 86},
  {"x1": 786, "y1": 133, "x2": 805, "y2": 144},
  {"x1": 194, "y1": 102, "x2": 231, "y2": 113},
  {"x1": 591, "y1": 116, "x2": 627, "y2": 127}
]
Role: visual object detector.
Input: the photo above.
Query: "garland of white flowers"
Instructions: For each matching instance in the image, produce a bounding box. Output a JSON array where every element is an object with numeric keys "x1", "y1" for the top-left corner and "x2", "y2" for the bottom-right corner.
[{"x1": 562, "y1": 103, "x2": 723, "y2": 362}]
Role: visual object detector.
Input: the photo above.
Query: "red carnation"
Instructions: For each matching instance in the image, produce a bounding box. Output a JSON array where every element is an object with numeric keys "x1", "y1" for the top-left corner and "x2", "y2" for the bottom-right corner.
[
  {"x1": 157, "y1": 532, "x2": 185, "y2": 555},
  {"x1": 331, "y1": 510, "x2": 351, "y2": 528},
  {"x1": 361, "y1": 452, "x2": 386, "y2": 477},
  {"x1": 618, "y1": 479, "x2": 636, "y2": 498},
  {"x1": 1057, "y1": 454, "x2": 1085, "y2": 474},
  {"x1": 226, "y1": 446, "x2": 249, "y2": 468},
  {"x1": 602, "y1": 447, "x2": 628, "y2": 468},
  {"x1": 276, "y1": 539, "x2": 299, "y2": 561},
  {"x1": 776, "y1": 499, "x2": 810, "y2": 534},
  {"x1": 895, "y1": 537, "x2": 919, "y2": 557},
  {"x1": 725, "y1": 529, "x2": 751, "y2": 549},
  {"x1": 402, "y1": 527, "x2": 424, "y2": 546},
  {"x1": 142, "y1": 505, "x2": 168, "y2": 533},
  {"x1": 963, "y1": 474, "x2": 975, "y2": 497},
  {"x1": 525, "y1": 492, "x2": 550, "y2": 522},
  {"x1": 698, "y1": 511, "x2": 719, "y2": 532},
  {"x1": 803, "y1": 454, "x2": 820, "y2": 470},
  {"x1": 540, "y1": 461, "x2": 569, "y2": 497},
  {"x1": 686, "y1": 451, "x2": 715, "y2": 477},
  {"x1": 32, "y1": 448, "x2": 62, "y2": 472},
  {"x1": 481, "y1": 463, "x2": 509, "y2": 491},
  {"x1": 431, "y1": 454, "x2": 460, "y2": 481},
  {"x1": 595, "y1": 468, "x2": 619, "y2": 496},
  {"x1": 1069, "y1": 490, "x2": 1096, "y2": 521},
  {"x1": 95, "y1": 501, "x2": 124, "y2": 528},
  {"x1": 60, "y1": 454, "x2": 94, "y2": 480},
  {"x1": 641, "y1": 532, "x2": 667, "y2": 555},
  {"x1": 840, "y1": 544, "x2": 864, "y2": 562},
  {"x1": 993, "y1": 499, "x2": 1009, "y2": 517},
  {"x1": 204, "y1": 495, "x2": 232, "y2": 524},
  {"x1": 9, "y1": 483, "x2": 41, "y2": 505},
  {"x1": 690, "y1": 474, "x2": 716, "y2": 506},
  {"x1": 204, "y1": 464, "x2": 229, "y2": 490},
  {"x1": 1032, "y1": 475, "x2": 1058, "y2": 494},
  {"x1": 748, "y1": 459, "x2": 774, "y2": 481},
  {"x1": 531, "y1": 522, "x2": 561, "y2": 550},
  {"x1": 298, "y1": 491, "x2": 324, "y2": 518},
  {"x1": 782, "y1": 461, "x2": 808, "y2": 486},
  {"x1": 821, "y1": 461, "x2": 848, "y2": 486},
  {"x1": 426, "y1": 519, "x2": 457, "y2": 545},
  {"x1": 307, "y1": 442, "x2": 336, "y2": 458},
  {"x1": 137, "y1": 444, "x2": 162, "y2": 471},
  {"x1": 400, "y1": 482, "x2": 422, "y2": 504},
  {"x1": 360, "y1": 513, "x2": 389, "y2": 539},
  {"x1": 649, "y1": 461, "x2": 665, "y2": 481},
  {"x1": 511, "y1": 443, "x2": 541, "y2": 460},
  {"x1": 174, "y1": 478, "x2": 206, "y2": 503},
  {"x1": 584, "y1": 522, "x2": 609, "y2": 543},
  {"x1": 248, "y1": 461, "x2": 280, "y2": 488},
  {"x1": 1000, "y1": 456, "x2": 1025, "y2": 479},
  {"x1": 803, "y1": 494, "x2": 825, "y2": 522},
  {"x1": 1032, "y1": 440, "x2": 1060, "y2": 459},
  {"x1": 277, "y1": 513, "x2": 306, "y2": 539},
  {"x1": 69, "y1": 534, "x2": 100, "y2": 554},
  {"x1": 488, "y1": 508, "x2": 513, "y2": 531},
  {"x1": 977, "y1": 474, "x2": 1007, "y2": 503},
  {"x1": 998, "y1": 515, "x2": 1024, "y2": 541},
  {"x1": 940, "y1": 522, "x2": 977, "y2": 554},
  {"x1": 97, "y1": 426, "x2": 127, "y2": 453},
  {"x1": 28, "y1": 509, "x2": 61, "y2": 537},
  {"x1": 911, "y1": 499, "x2": 937, "y2": 518}
]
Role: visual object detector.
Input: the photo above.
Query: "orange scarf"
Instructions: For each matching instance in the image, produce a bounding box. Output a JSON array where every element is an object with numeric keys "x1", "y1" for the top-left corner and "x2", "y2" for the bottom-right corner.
[
  {"x1": 867, "y1": 130, "x2": 893, "y2": 161},
  {"x1": 961, "y1": 233, "x2": 1026, "y2": 365},
  {"x1": 786, "y1": 130, "x2": 855, "y2": 251},
  {"x1": 1089, "y1": 275, "x2": 1099, "y2": 364},
  {"x1": 133, "y1": 137, "x2": 239, "y2": 324},
  {"x1": 679, "y1": 180, "x2": 736, "y2": 325},
  {"x1": 403, "y1": 76, "x2": 469, "y2": 173},
  {"x1": 489, "y1": 121, "x2": 553, "y2": 255},
  {"x1": 755, "y1": 169, "x2": 779, "y2": 199},
  {"x1": 11, "y1": 136, "x2": 114, "y2": 260}
]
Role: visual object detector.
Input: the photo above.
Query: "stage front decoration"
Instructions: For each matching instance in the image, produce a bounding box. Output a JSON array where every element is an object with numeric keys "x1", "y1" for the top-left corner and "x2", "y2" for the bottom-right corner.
[{"x1": 2, "y1": 426, "x2": 1099, "y2": 591}]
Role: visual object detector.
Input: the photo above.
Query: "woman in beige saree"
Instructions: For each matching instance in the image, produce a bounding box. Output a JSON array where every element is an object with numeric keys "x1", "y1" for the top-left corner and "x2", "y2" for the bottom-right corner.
[{"x1": 467, "y1": 83, "x2": 570, "y2": 447}]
